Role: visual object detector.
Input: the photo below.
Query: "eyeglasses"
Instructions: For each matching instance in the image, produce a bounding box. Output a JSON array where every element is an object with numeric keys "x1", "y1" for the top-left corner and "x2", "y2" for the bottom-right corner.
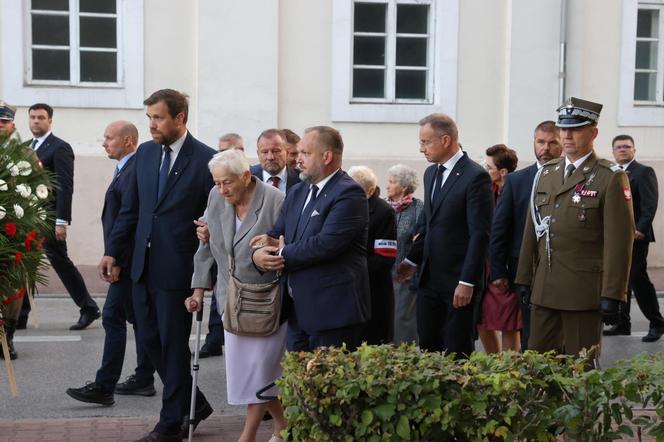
[{"x1": 612, "y1": 144, "x2": 633, "y2": 150}]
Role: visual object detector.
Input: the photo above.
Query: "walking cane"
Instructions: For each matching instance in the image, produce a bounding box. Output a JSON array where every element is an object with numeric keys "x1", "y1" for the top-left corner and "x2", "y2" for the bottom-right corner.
[{"x1": 188, "y1": 298, "x2": 204, "y2": 442}]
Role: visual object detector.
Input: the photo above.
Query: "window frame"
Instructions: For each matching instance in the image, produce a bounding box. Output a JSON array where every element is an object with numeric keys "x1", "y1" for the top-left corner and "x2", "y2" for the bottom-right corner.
[
  {"x1": 618, "y1": 0, "x2": 664, "y2": 126},
  {"x1": 0, "y1": 0, "x2": 144, "y2": 109},
  {"x1": 332, "y1": 0, "x2": 459, "y2": 123}
]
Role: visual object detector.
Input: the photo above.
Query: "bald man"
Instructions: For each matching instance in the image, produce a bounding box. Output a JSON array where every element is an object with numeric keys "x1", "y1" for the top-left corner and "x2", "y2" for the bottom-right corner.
[{"x1": 66, "y1": 121, "x2": 155, "y2": 406}]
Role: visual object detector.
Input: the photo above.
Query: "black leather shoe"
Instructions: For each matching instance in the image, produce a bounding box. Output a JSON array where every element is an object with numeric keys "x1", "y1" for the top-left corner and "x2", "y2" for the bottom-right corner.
[
  {"x1": 134, "y1": 431, "x2": 181, "y2": 442},
  {"x1": 642, "y1": 326, "x2": 664, "y2": 343},
  {"x1": 603, "y1": 324, "x2": 631, "y2": 336},
  {"x1": 180, "y1": 401, "x2": 213, "y2": 437},
  {"x1": 115, "y1": 374, "x2": 156, "y2": 396},
  {"x1": 69, "y1": 309, "x2": 101, "y2": 330},
  {"x1": 198, "y1": 342, "x2": 223, "y2": 358},
  {"x1": 66, "y1": 382, "x2": 114, "y2": 405}
]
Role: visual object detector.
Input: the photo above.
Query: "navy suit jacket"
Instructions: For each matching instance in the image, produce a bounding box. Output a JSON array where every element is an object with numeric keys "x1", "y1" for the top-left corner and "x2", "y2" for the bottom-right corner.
[
  {"x1": 407, "y1": 153, "x2": 493, "y2": 296},
  {"x1": 626, "y1": 160, "x2": 658, "y2": 243},
  {"x1": 267, "y1": 170, "x2": 370, "y2": 334},
  {"x1": 250, "y1": 164, "x2": 300, "y2": 192},
  {"x1": 489, "y1": 163, "x2": 538, "y2": 281},
  {"x1": 101, "y1": 154, "x2": 136, "y2": 269},
  {"x1": 106, "y1": 132, "x2": 216, "y2": 290},
  {"x1": 35, "y1": 133, "x2": 74, "y2": 223}
]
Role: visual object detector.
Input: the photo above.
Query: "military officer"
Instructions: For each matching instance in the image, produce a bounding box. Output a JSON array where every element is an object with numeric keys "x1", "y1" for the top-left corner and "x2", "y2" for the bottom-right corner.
[{"x1": 515, "y1": 97, "x2": 634, "y2": 359}]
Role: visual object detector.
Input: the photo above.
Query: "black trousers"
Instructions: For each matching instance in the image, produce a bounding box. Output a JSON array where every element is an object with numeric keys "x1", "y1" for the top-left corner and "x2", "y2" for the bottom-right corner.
[
  {"x1": 44, "y1": 237, "x2": 98, "y2": 314},
  {"x1": 619, "y1": 241, "x2": 664, "y2": 329},
  {"x1": 286, "y1": 314, "x2": 364, "y2": 352},
  {"x1": 416, "y1": 285, "x2": 475, "y2": 358}
]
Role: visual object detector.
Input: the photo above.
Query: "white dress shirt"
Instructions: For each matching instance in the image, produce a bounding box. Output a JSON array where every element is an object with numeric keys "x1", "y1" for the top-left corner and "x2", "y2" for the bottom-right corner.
[{"x1": 262, "y1": 167, "x2": 288, "y2": 193}]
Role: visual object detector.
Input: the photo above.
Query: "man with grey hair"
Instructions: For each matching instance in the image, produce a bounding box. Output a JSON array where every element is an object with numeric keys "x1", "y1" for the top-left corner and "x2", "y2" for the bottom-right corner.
[
  {"x1": 250, "y1": 129, "x2": 300, "y2": 194},
  {"x1": 396, "y1": 113, "x2": 493, "y2": 357},
  {"x1": 67, "y1": 121, "x2": 155, "y2": 405},
  {"x1": 252, "y1": 126, "x2": 370, "y2": 351},
  {"x1": 218, "y1": 132, "x2": 244, "y2": 151}
]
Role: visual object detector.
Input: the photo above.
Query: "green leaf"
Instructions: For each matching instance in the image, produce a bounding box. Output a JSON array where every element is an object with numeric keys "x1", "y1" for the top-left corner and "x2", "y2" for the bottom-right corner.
[
  {"x1": 396, "y1": 415, "x2": 410, "y2": 440},
  {"x1": 329, "y1": 413, "x2": 341, "y2": 426},
  {"x1": 373, "y1": 403, "x2": 395, "y2": 421},
  {"x1": 361, "y1": 410, "x2": 373, "y2": 426}
]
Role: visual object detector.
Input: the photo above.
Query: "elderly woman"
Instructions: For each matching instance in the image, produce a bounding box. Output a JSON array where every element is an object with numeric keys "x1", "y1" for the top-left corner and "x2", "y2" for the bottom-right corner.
[
  {"x1": 478, "y1": 144, "x2": 521, "y2": 353},
  {"x1": 186, "y1": 150, "x2": 287, "y2": 442},
  {"x1": 348, "y1": 166, "x2": 397, "y2": 345},
  {"x1": 386, "y1": 164, "x2": 423, "y2": 345}
]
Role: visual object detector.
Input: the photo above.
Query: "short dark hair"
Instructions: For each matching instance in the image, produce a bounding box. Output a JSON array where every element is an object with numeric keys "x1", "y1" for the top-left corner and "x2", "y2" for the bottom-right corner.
[
  {"x1": 486, "y1": 144, "x2": 518, "y2": 173},
  {"x1": 418, "y1": 113, "x2": 458, "y2": 142},
  {"x1": 257, "y1": 128, "x2": 284, "y2": 145},
  {"x1": 281, "y1": 128, "x2": 301, "y2": 145},
  {"x1": 534, "y1": 120, "x2": 558, "y2": 135},
  {"x1": 143, "y1": 89, "x2": 189, "y2": 123},
  {"x1": 29, "y1": 103, "x2": 53, "y2": 118},
  {"x1": 305, "y1": 126, "x2": 344, "y2": 155},
  {"x1": 612, "y1": 134, "x2": 635, "y2": 147}
]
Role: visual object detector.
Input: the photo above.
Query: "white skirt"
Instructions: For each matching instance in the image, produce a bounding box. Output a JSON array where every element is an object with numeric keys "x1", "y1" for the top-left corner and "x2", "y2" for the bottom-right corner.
[{"x1": 224, "y1": 322, "x2": 288, "y2": 405}]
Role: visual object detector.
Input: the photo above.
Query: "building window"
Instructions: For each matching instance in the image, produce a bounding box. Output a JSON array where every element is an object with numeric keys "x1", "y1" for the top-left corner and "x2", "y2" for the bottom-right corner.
[
  {"x1": 29, "y1": 0, "x2": 119, "y2": 85},
  {"x1": 352, "y1": 1, "x2": 433, "y2": 103},
  {"x1": 618, "y1": 0, "x2": 664, "y2": 126},
  {"x1": 332, "y1": 0, "x2": 459, "y2": 123},
  {"x1": 0, "y1": 0, "x2": 143, "y2": 109}
]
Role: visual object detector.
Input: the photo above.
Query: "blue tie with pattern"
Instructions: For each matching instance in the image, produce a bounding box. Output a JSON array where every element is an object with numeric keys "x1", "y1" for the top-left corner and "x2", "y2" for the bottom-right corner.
[{"x1": 157, "y1": 145, "x2": 172, "y2": 200}]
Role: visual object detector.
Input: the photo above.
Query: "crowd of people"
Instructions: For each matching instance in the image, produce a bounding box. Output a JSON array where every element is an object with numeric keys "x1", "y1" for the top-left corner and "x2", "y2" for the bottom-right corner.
[{"x1": 0, "y1": 89, "x2": 661, "y2": 441}]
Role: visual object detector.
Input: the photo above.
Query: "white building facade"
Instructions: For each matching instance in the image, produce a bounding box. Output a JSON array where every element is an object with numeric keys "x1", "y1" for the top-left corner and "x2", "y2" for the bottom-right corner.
[{"x1": 1, "y1": 0, "x2": 663, "y2": 265}]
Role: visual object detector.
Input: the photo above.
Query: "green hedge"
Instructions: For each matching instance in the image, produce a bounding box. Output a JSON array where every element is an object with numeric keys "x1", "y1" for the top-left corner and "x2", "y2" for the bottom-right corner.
[{"x1": 278, "y1": 344, "x2": 664, "y2": 441}]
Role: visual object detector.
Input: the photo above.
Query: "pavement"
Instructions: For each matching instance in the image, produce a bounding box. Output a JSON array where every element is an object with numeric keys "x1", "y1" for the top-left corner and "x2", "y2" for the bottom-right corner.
[{"x1": 0, "y1": 265, "x2": 663, "y2": 441}]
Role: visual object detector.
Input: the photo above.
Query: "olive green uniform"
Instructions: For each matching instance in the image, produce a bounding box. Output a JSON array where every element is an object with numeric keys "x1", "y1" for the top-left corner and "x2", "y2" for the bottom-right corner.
[{"x1": 515, "y1": 152, "x2": 634, "y2": 355}]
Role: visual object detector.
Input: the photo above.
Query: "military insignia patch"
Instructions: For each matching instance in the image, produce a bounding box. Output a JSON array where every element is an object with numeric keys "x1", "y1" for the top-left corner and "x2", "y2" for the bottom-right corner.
[
  {"x1": 572, "y1": 194, "x2": 581, "y2": 204},
  {"x1": 623, "y1": 188, "x2": 632, "y2": 200}
]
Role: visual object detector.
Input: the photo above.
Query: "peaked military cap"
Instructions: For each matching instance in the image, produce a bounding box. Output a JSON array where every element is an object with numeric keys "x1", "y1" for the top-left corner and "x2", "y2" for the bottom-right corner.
[
  {"x1": 556, "y1": 97, "x2": 603, "y2": 128},
  {"x1": 0, "y1": 101, "x2": 16, "y2": 121}
]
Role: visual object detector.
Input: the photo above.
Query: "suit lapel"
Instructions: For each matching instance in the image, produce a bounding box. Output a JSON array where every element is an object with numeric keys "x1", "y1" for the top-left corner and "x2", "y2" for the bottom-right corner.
[
  {"x1": 431, "y1": 154, "x2": 467, "y2": 216},
  {"x1": 221, "y1": 198, "x2": 236, "y2": 256},
  {"x1": 234, "y1": 178, "x2": 263, "y2": 246},
  {"x1": 554, "y1": 153, "x2": 597, "y2": 196},
  {"x1": 287, "y1": 185, "x2": 309, "y2": 243},
  {"x1": 155, "y1": 134, "x2": 193, "y2": 208}
]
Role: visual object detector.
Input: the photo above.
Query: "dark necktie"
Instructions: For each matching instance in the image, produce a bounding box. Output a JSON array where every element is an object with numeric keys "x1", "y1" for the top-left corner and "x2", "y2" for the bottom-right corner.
[
  {"x1": 564, "y1": 164, "x2": 575, "y2": 183},
  {"x1": 430, "y1": 164, "x2": 446, "y2": 202},
  {"x1": 269, "y1": 176, "x2": 281, "y2": 188},
  {"x1": 31, "y1": 139, "x2": 38, "y2": 149},
  {"x1": 157, "y1": 145, "x2": 172, "y2": 200},
  {"x1": 302, "y1": 185, "x2": 319, "y2": 214},
  {"x1": 295, "y1": 184, "x2": 319, "y2": 237},
  {"x1": 113, "y1": 166, "x2": 120, "y2": 179}
]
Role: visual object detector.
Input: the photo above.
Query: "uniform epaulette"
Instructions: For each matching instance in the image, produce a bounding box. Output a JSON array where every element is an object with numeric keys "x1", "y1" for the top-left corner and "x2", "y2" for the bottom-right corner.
[
  {"x1": 597, "y1": 158, "x2": 621, "y2": 172},
  {"x1": 543, "y1": 157, "x2": 564, "y2": 168}
]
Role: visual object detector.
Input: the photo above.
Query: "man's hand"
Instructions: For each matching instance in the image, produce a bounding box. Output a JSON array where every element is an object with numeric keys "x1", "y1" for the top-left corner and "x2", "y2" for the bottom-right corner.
[
  {"x1": 98, "y1": 256, "x2": 116, "y2": 282},
  {"x1": 194, "y1": 220, "x2": 209, "y2": 243},
  {"x1": 108, "y1": 266, "x2": 121, "y2": 284},
  {"x1": 600, "y1": 297, "x2": 620, "y2": 325},
  {"x1": 453, "y1": 284, "x2": 473, "y2": 308},
  {"x1": 185, "y1": 288, "x2": 205, "y2": 313},
  {"x1": 252, "y1": 246, "x2": 285, "y2": 272},
  {"x1": 396, "y1": 261, "x2": 417, "y2": 283},
  {"x1": 491, "y1": 278, "x2": 509, "y2": 292},
  {"x1": 55, "y1": 225, "x2": 67, "y2": 241},
  {"x1": 515, "y1": 284, "x2": 531, "y2": 306},
  {"x1": 635, "y1": 230, "x2": 646, "y2": 241},
  {"x1": 250, "y1": 234, "x2": 279, "y2": 249}
]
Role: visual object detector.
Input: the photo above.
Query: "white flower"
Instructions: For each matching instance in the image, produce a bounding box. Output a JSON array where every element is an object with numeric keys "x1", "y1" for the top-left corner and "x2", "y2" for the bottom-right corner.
[
  {"x1": 15, "y1": 183, "x2": 32, "y2": 198},
  {"x1": 35, "y1": 184, "x2": 49, "y2": 199},
  {"x1": 8, "y1": 165, "x2": 19, "y2": 176},
  {"x1": 0, "y1": 179, "x2": 7, "y2": 191},
  {"x1": 0, "y1": 206, "x2": 5, "y2": 220},
  {"x1": 38, "y1": 209, "x2": 46, "y2": 221},
  {"x1": 17, "y1": 160, "x2": 32, "y2": 176},
  {"x1": 13, "y1": 204, "x2": 24, "y2": 219}
]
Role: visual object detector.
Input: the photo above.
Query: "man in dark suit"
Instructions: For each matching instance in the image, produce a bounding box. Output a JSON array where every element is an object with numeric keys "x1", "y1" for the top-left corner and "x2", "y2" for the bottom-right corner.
[
  {"x1": 252, "y1": 126, "x2": 370, "y2": 351},
  {"x1": 99, "y1": 90, "x2": 215, "y2": 442},
  {"x1": 250, "y1": 128, "x2": 300, "y2": 193},
  {"x1": 27, "y1": 103, "x2": 100, "y2": 330},
  {"x1": 605, "y1": 134, "x2": 664, "y2": 342},
  {"x1": 490, "y1": 121, "x2": 561, "y2": 350},
  {"x1": 67, "y1": 121, "x2": 156, "y2": 405},
  {"x1": 396, "y1": 113, "x2": 494, "y2": 357}
]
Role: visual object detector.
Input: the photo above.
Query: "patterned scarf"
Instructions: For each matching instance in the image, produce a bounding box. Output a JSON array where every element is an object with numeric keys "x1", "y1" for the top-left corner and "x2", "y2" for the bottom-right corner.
[{"x1": 388, "y1": 194, "x2": 414, "y2": 213}]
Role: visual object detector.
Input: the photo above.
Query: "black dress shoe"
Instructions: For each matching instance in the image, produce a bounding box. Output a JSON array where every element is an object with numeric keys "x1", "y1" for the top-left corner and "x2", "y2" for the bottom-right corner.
[
  {"x1": 603, "y1": 324, "x2": 631, "y2": 336},
  {"x1": 69, "y1": 309, "x2": 101, "y2": 330},
  {"x1": 642, "y1": 325, "x2": 664, "y2": 343},
  {"x1": 198, "y1": 342, "x2": 223, "y2": 358},
  {"x1": 180, "y1": 400, "x2": 213, "y2": 437},
  {"x1": 115, "y1": 374, "x2": 156, "y2": 396},
  {"x1": 134, "y1": 431, "x2": 181, "y2": 442},
  {"x1": 66, "y1": 382, "x2": 114, "y2": 405}
]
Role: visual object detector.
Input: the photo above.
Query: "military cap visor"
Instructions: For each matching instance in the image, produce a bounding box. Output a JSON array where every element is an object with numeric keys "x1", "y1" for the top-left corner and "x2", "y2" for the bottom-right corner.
[
  {"x1": 0, "y1": 101, "x2": 16, "y2": 121},
  {"x1": 556, "y1": 97, "x2": 603, "y2": 128}
]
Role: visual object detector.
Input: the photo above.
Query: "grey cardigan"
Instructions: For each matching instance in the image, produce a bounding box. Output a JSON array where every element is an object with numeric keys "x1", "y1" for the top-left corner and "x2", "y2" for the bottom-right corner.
[{"x1": 191, "y1": 176, "x2": 285, "y2": 310}]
